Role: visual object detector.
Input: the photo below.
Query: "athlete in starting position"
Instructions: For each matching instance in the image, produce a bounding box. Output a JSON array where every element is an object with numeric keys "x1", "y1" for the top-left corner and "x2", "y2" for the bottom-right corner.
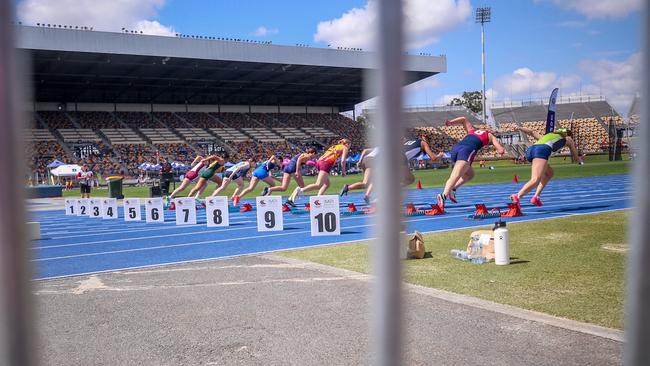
[
  {"x1": 232, "y1": 155, "x2": 280, "y2": 206},
  {"x1": 264, "y1": 147, "x2": 317, "y2": 196},
  {"x1": 437, "y1": 117, "x2": 505, "y2": 210},
  {"x1": 210, "y1": 159, "x2": 255, "y2": 205},
  {"x1": 165, "y1": 155, "x2": 205, "y2": 204},
  {"x1": 339, "y1": 147, "x2": 378, "y2": 204},
  {"x1": 287, "y1": 139, "x2": 350, "y2": 207},
  {"x1": 511, "y1": 127, "x2": 581, "y2": 206},
  {"x1": 186, "y1": 154, "x2": 227, "y2": 199}
]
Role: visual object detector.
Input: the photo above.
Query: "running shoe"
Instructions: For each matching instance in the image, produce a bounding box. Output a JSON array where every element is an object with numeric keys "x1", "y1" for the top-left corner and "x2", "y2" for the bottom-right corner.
[
  {"x1": 290, "y1": 187, "x2": 302, "y2": 202},
  {"x1": 286, "y1": 199, "x2": 296, "y2": 208},
  {"x1": 449, "y1": 190, "x2": 458, "y2": 204},
  {"x1": 340, "y1": 184, "x2": 349, "y2": 196},
  {"x1": 232, "y1": 196, "x2": 241, "y2": 207},
  {"x1": 262, "y1": 186, "x2": 270, "y2": 196},
  {"x1": 363, "y1": 195, "x2": 371, "y2": 205},
  {"x1": 530, "y1": 195, "x2": 544, "y2": 207},
  {"x1": 510, "y1": 194, "x2": 521, "y2": 205},
  {"x1": 436, "y1": 194, "x2": 445, "y2": 210}
]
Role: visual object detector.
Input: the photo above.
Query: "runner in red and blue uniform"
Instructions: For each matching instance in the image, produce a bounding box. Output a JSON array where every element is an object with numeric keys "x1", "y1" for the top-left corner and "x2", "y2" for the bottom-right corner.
[{"x1": 437, "y1": 117, "x2": 505, "y2": 210}]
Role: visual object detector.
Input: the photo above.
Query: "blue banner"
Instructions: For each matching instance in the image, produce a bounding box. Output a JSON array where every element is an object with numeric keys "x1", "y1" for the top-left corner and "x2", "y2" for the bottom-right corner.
[{"x1": 545, "y1": 88, "x2": 559, "y2": 133}]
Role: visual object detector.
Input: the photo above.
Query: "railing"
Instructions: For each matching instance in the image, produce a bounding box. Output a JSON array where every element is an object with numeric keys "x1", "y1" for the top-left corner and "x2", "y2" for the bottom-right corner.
[{"x1": 490, "y1": 95, "x2": 607, "y2": 109}]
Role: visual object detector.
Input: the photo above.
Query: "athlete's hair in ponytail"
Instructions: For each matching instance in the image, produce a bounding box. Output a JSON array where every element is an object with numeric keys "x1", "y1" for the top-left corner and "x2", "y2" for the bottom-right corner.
[
  {"x1": 305, "y1": 147, "x2": 317, "y2": 154},
  {"x1": 339, "y1": 138, "x2": 351, "y2": 146}
]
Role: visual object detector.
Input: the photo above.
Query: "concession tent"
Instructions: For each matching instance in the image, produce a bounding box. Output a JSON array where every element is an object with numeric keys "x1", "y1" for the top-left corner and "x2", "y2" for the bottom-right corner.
[{"x1": 50, "y1": 164, "x2": 82, "y2": 177}]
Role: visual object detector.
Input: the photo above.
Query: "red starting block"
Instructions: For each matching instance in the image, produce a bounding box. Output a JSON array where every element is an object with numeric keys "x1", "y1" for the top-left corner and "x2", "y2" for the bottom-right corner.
[
  {"x1": 467, "y1": 203, "x2": 501, "y2": 219},
  {"x1": 305, "y1": 203, "x2": 311, "y2": 211},
  {"x1": 425, "y1": 204, "x2": 444, "y2": 216},
  {"x1": 240, "y1": 203, "x2": 253, "y2": 212},
  {"x1": 474, "y1": 203, "x2": 488, "y2": 215},
  {"x1": 405, "y1": 203, "x2": 418, "y2": 215},
  {"x1": 282, "y1": 203, "x2": 291, "y2": 212},
  {"x1": 363, "y1": 206, "x2": 376, "y2": 215},
  {"x1": 347, "y1": 203, "x2": 358, "y2": 212},
  {"x1": 501, "y1": 202, "x2": 523, "y2": 217}
]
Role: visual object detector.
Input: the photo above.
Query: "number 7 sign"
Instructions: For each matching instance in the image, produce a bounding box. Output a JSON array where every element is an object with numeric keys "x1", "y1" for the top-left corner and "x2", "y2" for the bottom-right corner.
[{"x1": 174, "y1": 198, "x2": 197, "y2": 225}]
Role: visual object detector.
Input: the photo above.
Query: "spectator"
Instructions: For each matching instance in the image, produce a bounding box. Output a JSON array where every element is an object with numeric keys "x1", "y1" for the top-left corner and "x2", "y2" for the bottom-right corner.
[{"x1": 76, "y1": 164, "x2": 93, "y2": 198}]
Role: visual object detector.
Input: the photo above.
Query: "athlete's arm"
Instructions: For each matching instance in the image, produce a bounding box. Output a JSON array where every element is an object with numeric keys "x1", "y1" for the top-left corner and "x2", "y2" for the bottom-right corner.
[
  {"x1": 295, "y1": 154, "x2": 306, "y2": 178},
  {"x1": 446, "y1": 116, "x2": 473, "y2": 133},
  {"x1": 421, "y1": 140, "x2": 440, "y2": 161},
  {"x1": 566, "y1": 137, "x2": 582, "y2": 164},
  {"x1": 340, "y1": 147, "x2": 349, "y2": 176},
  {"x1": 489, "y1": 133, "x2": 506, "y2": 155},
  {"x1": 191, "y1": 155, "x2": 203, "y2": 165},
  {"x1": 515, "y1": 126, "x2": 543, "y2": 140}
]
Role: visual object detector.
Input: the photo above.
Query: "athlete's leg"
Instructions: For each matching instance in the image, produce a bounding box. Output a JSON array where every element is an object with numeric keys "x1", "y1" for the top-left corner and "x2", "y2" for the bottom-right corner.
[
  {"x1": 301, "y1": 171, "x2": 327, "y2": 194},
  {"x1": 534, "y1": 165, "x2": 554, "y2": 197},
  {"x1": 348, "y1": 168, "x2": 371, "y2": 191},
  {"x1": 516, "y1": 158, "x2": 548, "y2": 198},
  {"x1": 262, "y1": 176, "x2": 277, "y2": 187},
  {"x1": 169, "y1": 178, "x2": 191, "y2": 198},
  {"x1": 453, "y1": 166, "x2": 475, "y2": 190},
  {"x1": 317, "y1": 174, "x2": 331, "y2": 195},
  {"x1": 403, "y1": 165, "x2": 416, "y2": 186},
  {"x1": 443, "y1": 160, "x2": 470, "y2": 196},
  {"x1": 268, "y1": 173, "x2": 291, "y2": 193},
  {"x1": 195, "y1": 175, "x2": 223, "y2": 198},
  {"x1": 187, "y1": 178, "x2": 207, "y2": 197},
  {"x1": 210, "y1": 178, "x2": 231, "y2": 196},
  {"x1": 238, "y1": 177, "x2": 260, "y2": 198},
  {"x1": 231, "y1": 178, "x2": 245, "y2": 199}
]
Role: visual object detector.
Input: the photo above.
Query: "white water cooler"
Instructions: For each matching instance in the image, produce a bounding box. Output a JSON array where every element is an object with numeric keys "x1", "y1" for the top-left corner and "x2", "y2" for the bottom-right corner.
[{"x1": 493, "y1": 220, "x2": 509, "y2": 265}]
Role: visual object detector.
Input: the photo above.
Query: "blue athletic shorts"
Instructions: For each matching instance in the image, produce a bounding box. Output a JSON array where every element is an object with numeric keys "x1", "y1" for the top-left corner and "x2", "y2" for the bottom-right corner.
[
  {"x1": 252, "y1": 166, "x2": 270, "y2": 180},
  {"x1": 450, "y1": 143, "x2": 477, "y2": 164},
  {"x1": 283, "y1": 160, "x2": 297, "y2": 174},
  {"x1": 224, "y1": 170, "x2": 245, "y2": 180},
  {"x1": 526, "y1": 144, "x2": 553, "y2": 161}
]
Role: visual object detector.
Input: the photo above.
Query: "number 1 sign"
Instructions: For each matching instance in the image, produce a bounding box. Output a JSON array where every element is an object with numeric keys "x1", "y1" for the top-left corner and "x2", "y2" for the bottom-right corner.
[{"x1": 309, "y1": 195, "x2": 341, "y2": 236}]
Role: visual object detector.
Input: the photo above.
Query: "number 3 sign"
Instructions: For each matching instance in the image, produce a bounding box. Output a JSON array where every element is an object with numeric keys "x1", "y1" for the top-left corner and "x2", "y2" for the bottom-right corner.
[
  {"x1": 310, "y1": 195, "x2": 341, "y2": 236},
  {"x1": 256, "y1": 196, "x2": 283, "y2": 232}
]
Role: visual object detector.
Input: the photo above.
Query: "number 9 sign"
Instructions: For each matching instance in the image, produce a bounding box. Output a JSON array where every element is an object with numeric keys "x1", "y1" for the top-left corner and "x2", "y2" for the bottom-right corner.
[{"x1": 256, "y1": 196, "x2": 283, "y2": 232}]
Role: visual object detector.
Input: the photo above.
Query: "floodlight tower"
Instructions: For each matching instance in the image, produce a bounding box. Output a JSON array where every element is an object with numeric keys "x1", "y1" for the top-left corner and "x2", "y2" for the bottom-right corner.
[{"x1": 476, "y1": 6, "x2": 491, "y2": 125}]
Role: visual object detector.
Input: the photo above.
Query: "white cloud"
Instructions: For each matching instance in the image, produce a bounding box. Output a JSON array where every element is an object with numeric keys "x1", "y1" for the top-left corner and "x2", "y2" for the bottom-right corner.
[
  {"x1": 578, "y1": 52, "x2": 641, "y2": 112},
  {"x1": 253, "y1": 26, "x2": 279, "y2": 37},
  {"x1": 437, "y1": 94, "x2": 460, "y2": 105},
  {"x1": 16, "y1": 0, "x2": 175, "y2": 35},
  {"x1": 544, "y1": 0, "x2": 641, "y2": 19},
  {"x1": 493, "y1": 68, "x2": 559, "y2": 96},
  {"x1": 314, "y1": 0, "x2": 471, "y2": 50}
]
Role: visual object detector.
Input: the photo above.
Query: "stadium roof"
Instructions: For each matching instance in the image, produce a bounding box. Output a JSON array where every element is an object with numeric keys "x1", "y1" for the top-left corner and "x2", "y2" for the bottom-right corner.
[{"x1": 16, "y1": 26, "x2": 446, "y2": 111}]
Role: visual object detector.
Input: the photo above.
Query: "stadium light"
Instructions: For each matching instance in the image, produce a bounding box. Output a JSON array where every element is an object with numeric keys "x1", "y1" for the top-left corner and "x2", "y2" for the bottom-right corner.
[{"x1": 476, "y1": 6, "x2": 491, "y2": 125}]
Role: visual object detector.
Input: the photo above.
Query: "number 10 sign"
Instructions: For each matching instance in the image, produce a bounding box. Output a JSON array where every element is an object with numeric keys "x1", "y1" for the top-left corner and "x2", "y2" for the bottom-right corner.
[{"x1": 309, "y1": 195, "x2": 340, "y2": 236}]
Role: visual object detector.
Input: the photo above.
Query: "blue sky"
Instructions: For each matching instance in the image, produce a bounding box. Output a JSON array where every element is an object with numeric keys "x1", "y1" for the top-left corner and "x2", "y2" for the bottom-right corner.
[{"x1": 16, "y1": 0, "x2": 643, "y2": 114}]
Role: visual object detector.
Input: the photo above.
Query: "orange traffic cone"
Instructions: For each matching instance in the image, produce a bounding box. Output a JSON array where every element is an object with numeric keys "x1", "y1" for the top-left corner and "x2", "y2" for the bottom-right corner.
[
  {"x1": 513, "y1": 174, "x2": 518, "y2": 183},
  {"x1": 417, "y1": 180, "x2": 422, "y2": 189}
]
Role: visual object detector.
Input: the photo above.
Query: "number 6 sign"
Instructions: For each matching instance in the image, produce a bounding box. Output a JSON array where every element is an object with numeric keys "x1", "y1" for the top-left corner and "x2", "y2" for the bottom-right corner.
[
  {"x1": 206, "y1": 196, "x2": 229, "y2": 227},
  {"x1": 310, "y1": 195, "x2": 341, "y2": 236},
  {"x1": 145, "y1": 198, "x2": 165, "y2": 223},
  {"x1": 256, "y1": 196, "x2": 283, "y2": 232}
]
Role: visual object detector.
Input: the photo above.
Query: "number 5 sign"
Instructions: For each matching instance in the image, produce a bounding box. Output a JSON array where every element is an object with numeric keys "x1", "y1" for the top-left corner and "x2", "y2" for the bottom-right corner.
[
  {"x1": 123, "y1": 198, "x2": 141, "y2": 221},
  {"x1": 145, "y1": 198, "x2": 165, "y2": 223},
  {"x1": 256, "y1": 196, "x2": 283, "y2": 232},
  {"x1": 206, "y1": 196, "x2": 229, "y2": 227},
  {"x1": 310, "y1": 195, "x2": 341, "y2": 236},
  {"x1": 174, "y1": 198, "x2": 197, "y2": 225}
]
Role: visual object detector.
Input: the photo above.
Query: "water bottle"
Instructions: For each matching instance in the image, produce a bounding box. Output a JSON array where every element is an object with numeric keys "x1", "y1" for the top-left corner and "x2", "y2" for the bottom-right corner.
[
  {"x1": 450, "y1": 249, "x2": 469, "y2": 261},
  {"x1": 493, "y1": 220, "x2": 510, "y2": 265},
  {"x1": 470, "y1": 256, "x2": 487, "y2": 265}
]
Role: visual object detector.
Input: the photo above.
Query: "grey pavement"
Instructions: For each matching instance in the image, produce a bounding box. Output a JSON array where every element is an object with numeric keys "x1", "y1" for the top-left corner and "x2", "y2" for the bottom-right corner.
[{"x1": 34, "y1": 255, "x2": 622, "y2": 365}]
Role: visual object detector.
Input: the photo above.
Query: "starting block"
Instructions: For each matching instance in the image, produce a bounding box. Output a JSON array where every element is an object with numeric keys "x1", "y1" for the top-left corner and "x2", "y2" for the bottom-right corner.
[
  {"x1": 501, "y1": 202, "x2": 523, "y2": 217},
  {"x1": 282, "y1": 203, "x2": 292, "y2": 212},
  {"x1": 304, "y1": 203, "x2": 311, "y2": 211},
  {"x1": 425, "y1": 204, "x2": 444, "y2": 216},
  {"x1": 404, "y1": 203, "x2": 443, "y2": 217},
  {"x1": 239, "y1": 203, "x2": 253, "y2": 212},
  {"x1": 341, "y1": 203, "x2": 366, "y2": 216},
  {"x1": 467, "y1": 203, "x2": 502, "y2": 220},
  {"x1": 363, "y1": 206, "x2": 376, "y2": 215}
]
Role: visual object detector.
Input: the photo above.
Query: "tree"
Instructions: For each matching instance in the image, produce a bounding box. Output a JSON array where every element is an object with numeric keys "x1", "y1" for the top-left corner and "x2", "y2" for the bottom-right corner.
[{"x1": 448, "y1": 91, "x2": 483, "y2": 114}]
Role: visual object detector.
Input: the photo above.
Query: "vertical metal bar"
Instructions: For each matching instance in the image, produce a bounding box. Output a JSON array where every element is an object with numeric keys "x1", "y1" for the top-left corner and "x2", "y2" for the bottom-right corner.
[
  {"x1": 624, "y1": 2, "x2": 650, "y2": 364},
  {"x1": 481, "y1": 23, "x2": 487, "y2": 125},
  {"x1": 0, "y1": 3, "x2": 36, "y2": 366},
  {"x1": 372, "y1": 0, "x2": 403, "y2": 365}
]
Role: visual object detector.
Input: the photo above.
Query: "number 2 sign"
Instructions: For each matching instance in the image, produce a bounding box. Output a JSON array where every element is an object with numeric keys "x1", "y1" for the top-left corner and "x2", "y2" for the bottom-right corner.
[{"x1": 256, "y1": 196, "x2": 283, "y2": 232}]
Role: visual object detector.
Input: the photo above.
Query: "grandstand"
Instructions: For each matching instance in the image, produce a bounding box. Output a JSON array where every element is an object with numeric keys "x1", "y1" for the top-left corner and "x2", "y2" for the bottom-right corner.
[
  {"x1": 490, "y1": 95, "x2": 621, "y2": 156},
  {"x1": 17, "y1": 25, "x2": 444, "y2": 181}
]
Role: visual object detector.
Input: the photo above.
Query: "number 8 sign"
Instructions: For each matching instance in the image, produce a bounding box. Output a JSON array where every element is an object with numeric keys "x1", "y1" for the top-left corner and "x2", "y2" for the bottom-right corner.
[
  {"x1": 310, "y1": 195, "x2": 341, "y2": 236},
  {"x1": 206, "y1": 196, "x2": 229, "y2": 227},
  {"x1": 145, "y1": 198, "x2": 165, "y2": 223},
  {"x1": 256, "y1": 196, "x2": 283, "y2": 232}
]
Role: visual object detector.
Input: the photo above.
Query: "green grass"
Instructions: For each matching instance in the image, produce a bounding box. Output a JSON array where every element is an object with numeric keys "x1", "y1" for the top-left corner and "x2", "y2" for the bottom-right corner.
[
  {"x1": 279, "y1": 211, "x2": 628, "y2": 329},
  {"x1": 66, "y1": 155, "x2": 630, "y2": 198}
]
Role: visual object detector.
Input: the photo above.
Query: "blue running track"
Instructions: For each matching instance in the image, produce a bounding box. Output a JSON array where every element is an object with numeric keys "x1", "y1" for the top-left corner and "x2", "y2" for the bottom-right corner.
[{"x1": 30, "y1": 174, "x2": 631, "y2": 280}]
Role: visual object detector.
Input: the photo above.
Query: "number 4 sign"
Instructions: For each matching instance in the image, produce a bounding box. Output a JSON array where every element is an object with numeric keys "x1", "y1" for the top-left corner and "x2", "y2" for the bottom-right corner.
[
  {"x1": 123, "y1": 199, "x2": 141, "y2": 221},
  {"x1": 310, "y1": 195, "x2": 341, "y2": 236},
  {"x1": 256, "y1": 196, "x2": 283, "y2": 232},
  {"x1": 145, "y1": 198, "x2": 165, "y2": 223},
  {"x1": 174, "y1": 198, "x2": 197, "y2": 225},
  {"x1": 101, "y1": 198, "x2": 118, "y2": 219},
  {"x1": 206, "y1": 196, "x2": 229, "y2": 227}
]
